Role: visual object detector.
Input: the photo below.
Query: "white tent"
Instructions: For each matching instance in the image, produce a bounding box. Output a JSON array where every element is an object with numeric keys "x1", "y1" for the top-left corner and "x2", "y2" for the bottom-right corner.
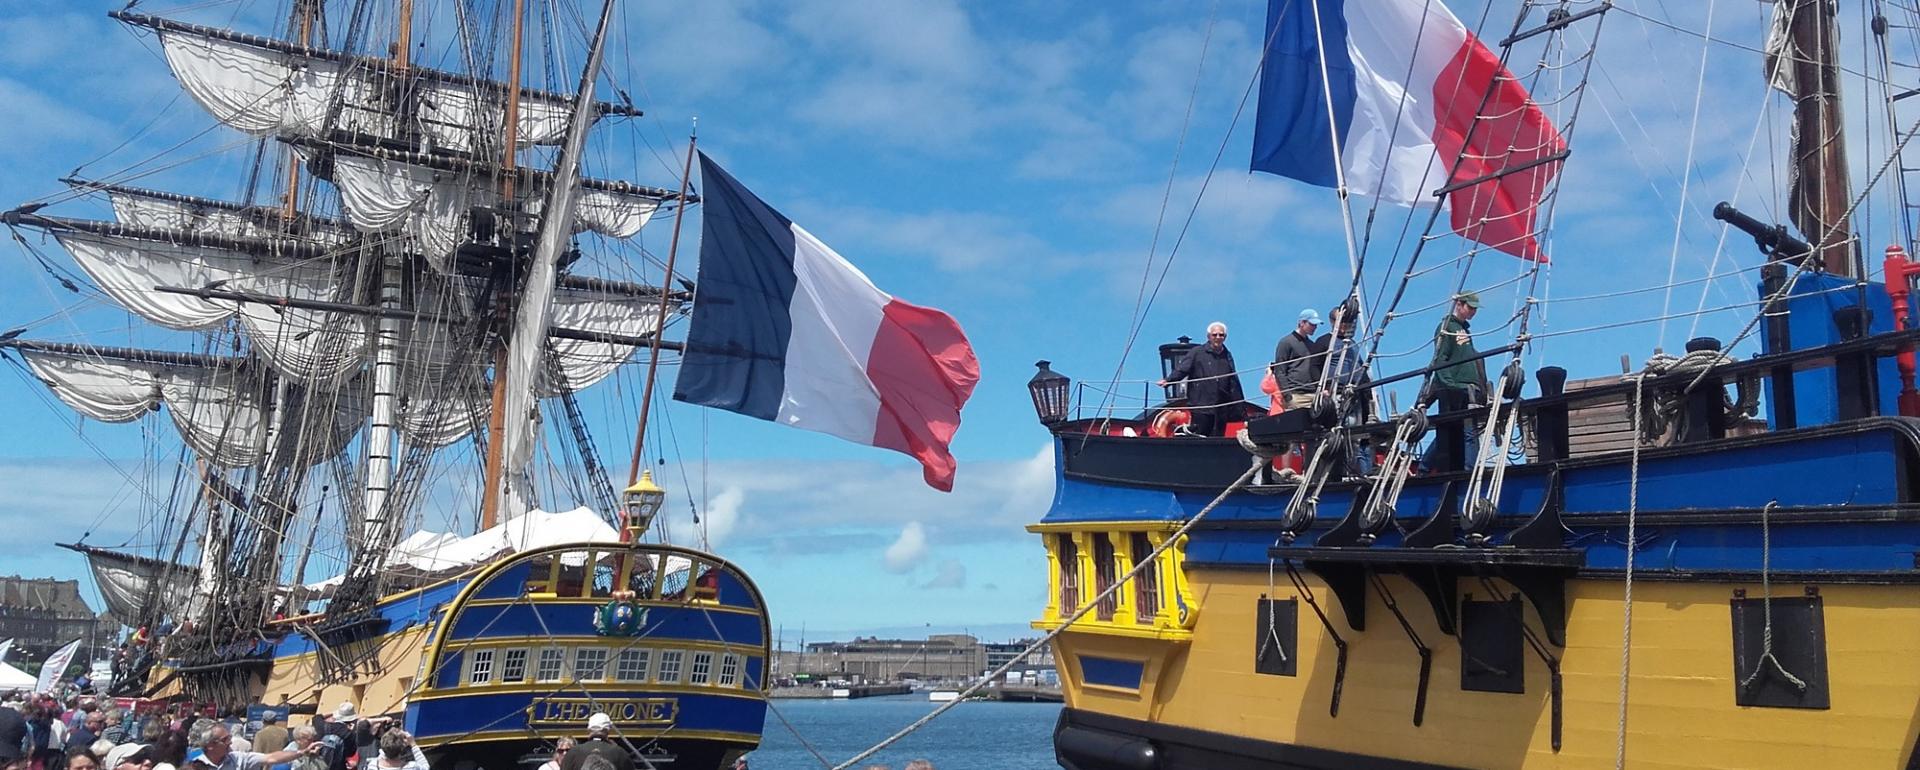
[
  {"x1": 0, "y1": 661, "x2": 34, "y2": 689},
  {"x1": 306, "y1": 507, "x2": 623, "y2": 591}
]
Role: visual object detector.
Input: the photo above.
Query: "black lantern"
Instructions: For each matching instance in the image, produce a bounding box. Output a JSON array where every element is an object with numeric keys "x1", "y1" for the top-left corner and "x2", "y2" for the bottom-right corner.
[
  {"x1": 1028, "y1": 360, "x2": 1071, "y2": 425},
  {"x1": 1157, "y1": 336, "x2": 1199, "y2": 404}
]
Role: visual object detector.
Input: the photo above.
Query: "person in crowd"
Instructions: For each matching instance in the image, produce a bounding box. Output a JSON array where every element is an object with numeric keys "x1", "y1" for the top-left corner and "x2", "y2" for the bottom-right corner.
[
  {"x1": 282, "y1": 728, "x2": 324, "y2": 770},
  {"x1": 0, "y1": 694, "x2": 24, "y2": 767},
  {"x1": 349, "y1": 715, "x2": 396, "y2": 767},
  {"x1": 69, "y1": 712, "x2": 104, "y2": 756},
  {"x1": 538, "y1": 738, "x2": 574, "y2": 770},
  {"x1": 98, "y1": 711, "x2": 128, "y2": 746},
  {"x1": 558, "y1": 714, "x2": 631, "y2": 770},
  {"x1": 314, "y1": 705, "x2": 353, "y2": 770},
  {"x1": 903, "y1": 761, "x2": 935, "y2": 770},
  {"x1": 190, "y1": 724, "x2": 314, "y2": 770},
  {"x1": 367, "y1": 730, "x2": 426, "y2": 770},
  {"x1": 249, "y1": 714, "x2": 286, "y2": 760},
  {"x1": 1272, "y1": 308, "x2": 1323, "y2": 411},
  {"x1": 61, "y1": 750, "x2": 99, "y2": 770},
  {"x1": 27, "y1": 700, "x2": 58, "y2": 770},
  {"x1": 1422, "y1": 291, "x2": 1489, "y2": 471},
  {"x1": 1158, "y1": 322, "x2": 1246, "y2": 437}
]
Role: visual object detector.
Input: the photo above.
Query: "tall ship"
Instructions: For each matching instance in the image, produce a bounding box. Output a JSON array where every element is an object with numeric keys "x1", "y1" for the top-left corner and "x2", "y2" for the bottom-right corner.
[
  {"x1": 1029, "y1": 0, "x2": 1920, "y2": 768},
  {"x1": 3, "y1": 1, "x2": 771, "y2": 766}
]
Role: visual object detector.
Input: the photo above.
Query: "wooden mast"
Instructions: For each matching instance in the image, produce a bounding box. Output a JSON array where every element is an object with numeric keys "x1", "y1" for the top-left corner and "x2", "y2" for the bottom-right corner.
[
  {"x1": 626, "y1": 131, "x2": 696, "y2": 484},
  {"x1": 281, "y1": 0, "x2": 318, "y2": 217},
  {"x1": 478, "y1": 0, "x2": 531, "y2": 530},
  {"x1": 1784, "y1": 0, "x2": 1854, "y2": 276}
]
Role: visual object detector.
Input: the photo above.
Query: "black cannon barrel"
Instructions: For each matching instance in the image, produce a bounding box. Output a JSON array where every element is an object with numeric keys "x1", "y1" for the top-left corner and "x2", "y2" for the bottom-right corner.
[{"x1": 1713, "y1": 201, "x2": 1811, "y2": 258}]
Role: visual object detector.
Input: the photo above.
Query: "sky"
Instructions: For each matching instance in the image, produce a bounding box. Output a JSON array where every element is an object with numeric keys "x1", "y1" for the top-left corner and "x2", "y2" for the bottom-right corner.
[{"x1": 0, "y1": 0, "x2": 1912, "y2": 644}]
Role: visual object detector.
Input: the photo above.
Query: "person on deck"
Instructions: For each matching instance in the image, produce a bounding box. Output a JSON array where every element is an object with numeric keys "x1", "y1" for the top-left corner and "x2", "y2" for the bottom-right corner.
[
  {"x1": 1273, "y1": 309, "x2": 1324, "y2": 411},
  {"x1": 558, "y1": 714, "x2": 632, "y2": 770},
  {"x1": 1159, "y1": 322, "x2": 1246, "y2": 437},
  {"x1": 1421, "y1": 292, "x2": 1489, "y2": 471}
]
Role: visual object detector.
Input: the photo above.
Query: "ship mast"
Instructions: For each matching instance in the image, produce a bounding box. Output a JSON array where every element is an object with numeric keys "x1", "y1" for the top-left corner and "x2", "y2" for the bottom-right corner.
[
  {"x1": 626, "y1": 131, "x2": 695, "y2": 486},
  {"x1": 478, "y1": 0, "x2": 531, "y2": 531},
  {"x1": 488, "y1": 0, "x2": 623, "y2": 525},
  {"x1": 358, "y1": 0, "x2": 413, "y2": 569},
  {"x1": 1784, "y1": 0, "x2": 1855, "y2": 275}
]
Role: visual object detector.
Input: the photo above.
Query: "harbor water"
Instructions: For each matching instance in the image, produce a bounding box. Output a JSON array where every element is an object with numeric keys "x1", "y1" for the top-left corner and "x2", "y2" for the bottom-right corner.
[{"x1": 745, "y1": 694, "x2": 1061, "y2": 769}]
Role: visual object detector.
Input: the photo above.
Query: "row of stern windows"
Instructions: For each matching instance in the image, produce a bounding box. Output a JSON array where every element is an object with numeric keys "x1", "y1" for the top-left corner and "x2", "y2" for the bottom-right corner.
[{"x1": 464, "y1": 645, "x2": 753, "y2": 690}]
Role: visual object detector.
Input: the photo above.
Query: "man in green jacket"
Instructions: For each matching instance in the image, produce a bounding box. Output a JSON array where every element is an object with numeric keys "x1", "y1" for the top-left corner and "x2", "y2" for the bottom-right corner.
[{"x1": 1423, "y1": 292, "x2": 1488, "y2": 471}]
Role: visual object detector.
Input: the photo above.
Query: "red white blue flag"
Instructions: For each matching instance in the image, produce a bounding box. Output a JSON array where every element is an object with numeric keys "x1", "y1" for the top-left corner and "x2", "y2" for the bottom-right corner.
[
  {"x1": 673, "y1": 154, "x2": 981, "y2": 491},
  {"x1": 1252, "y1": 0, "x2": 1565, "y2": 261}
]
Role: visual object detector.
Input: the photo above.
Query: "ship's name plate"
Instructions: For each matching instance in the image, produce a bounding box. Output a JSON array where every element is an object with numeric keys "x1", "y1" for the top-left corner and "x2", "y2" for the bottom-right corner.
[{"x1": 527, "y1": 697, "x2": 678, "y2": 726}]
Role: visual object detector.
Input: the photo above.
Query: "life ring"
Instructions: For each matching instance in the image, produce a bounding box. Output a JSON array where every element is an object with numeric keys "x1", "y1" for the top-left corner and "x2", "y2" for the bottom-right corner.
[{"x1": 1149, "y1": 409, "x2": 1192, "y2": 438}]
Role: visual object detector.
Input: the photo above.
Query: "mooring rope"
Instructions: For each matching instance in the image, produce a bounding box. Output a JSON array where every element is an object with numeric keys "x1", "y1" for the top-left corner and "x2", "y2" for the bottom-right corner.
[{"x1": 828, "y1": 463, "x2": 1262, "y2": 770}]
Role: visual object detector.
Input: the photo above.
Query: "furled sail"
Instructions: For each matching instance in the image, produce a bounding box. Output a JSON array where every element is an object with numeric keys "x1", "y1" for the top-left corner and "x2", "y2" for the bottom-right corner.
[
  {"x1": 307, "y1": 144, "x2": 663, "y2": 271},
  {"x1": 122, "y1": 13, "x2": 636, "y2": 154},
  {"x1": 16, "y1": 345, "x2": 365, "y2": 468},
  {"x1": 58, "y1": 543, "x2": 199, "y2": 623},
  {"x1": 68, "y1": 178, "x2": 355, "y2": 245},
  {"x1": 542, "y1": 285, "x2": 679, "y2": 395}
]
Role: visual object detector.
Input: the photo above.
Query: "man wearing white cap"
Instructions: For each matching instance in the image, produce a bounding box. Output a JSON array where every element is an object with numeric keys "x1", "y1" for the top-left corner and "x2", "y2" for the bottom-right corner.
[
  {"x1": 1273, "y1": 308, "x2": 1324, "y2": 410},
  {"x1": 559, "y1": 713, "x2": 633, "y2": 770}
]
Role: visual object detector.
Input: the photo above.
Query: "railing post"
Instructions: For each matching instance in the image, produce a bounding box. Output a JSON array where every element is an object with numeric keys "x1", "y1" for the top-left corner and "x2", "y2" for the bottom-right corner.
[{"x1": 1534, "y1": 366, "x2": 1569, "y2": 462}]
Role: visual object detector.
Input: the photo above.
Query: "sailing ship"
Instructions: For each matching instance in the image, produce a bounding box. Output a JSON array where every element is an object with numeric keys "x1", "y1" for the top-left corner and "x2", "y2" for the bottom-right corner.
[
  {"x1": 3, "y1": 1, "x2": 770, "y2": 766},
  {"x1": 1026, "y1": 0, "x2": 1920, "y2": 768}
]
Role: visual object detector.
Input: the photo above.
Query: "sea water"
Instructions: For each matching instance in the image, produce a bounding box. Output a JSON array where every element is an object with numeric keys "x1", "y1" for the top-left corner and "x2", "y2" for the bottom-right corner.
[{"x1": 743, "y1": 695, "x2": 1061, "y2": 769}]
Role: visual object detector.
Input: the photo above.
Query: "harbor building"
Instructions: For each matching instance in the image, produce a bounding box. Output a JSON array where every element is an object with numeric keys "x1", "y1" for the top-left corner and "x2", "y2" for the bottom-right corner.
[
  {"x1": 774, "y1": 634, "x2": 1057, "y2": 684},
  {"x1": 0, "y1": 576, "x2": 117, "y2": 661}
]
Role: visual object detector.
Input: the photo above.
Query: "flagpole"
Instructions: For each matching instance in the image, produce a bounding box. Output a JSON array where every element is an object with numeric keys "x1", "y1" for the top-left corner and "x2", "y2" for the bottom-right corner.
[
  {"x1": 1302, "y1": 0, "x2": 1371, "y2": 342},
  {"x1": 627, "y1": 126, "x2": 698, "y2": 486}
]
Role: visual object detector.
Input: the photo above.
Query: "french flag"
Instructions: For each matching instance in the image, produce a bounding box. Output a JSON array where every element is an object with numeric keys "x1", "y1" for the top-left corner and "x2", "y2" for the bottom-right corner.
[
  {"x1": 672, "y1": 154, "x2": 981, "y2": 491},
  {"x1": 1251, "y1": 0, "x2": 1565, "y2": 261}
]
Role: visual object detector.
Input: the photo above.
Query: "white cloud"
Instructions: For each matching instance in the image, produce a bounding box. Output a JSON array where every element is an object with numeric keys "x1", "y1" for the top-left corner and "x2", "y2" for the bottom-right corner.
[
  {"x1": 882, "y1": 521, "x2": 928, "y2": 573},
  {"x1": 700, "y1": 487, "x2": 746, "y2": 548},
  {"x1": 922, "y1": 559, "x2": 966, "y2": 590}
]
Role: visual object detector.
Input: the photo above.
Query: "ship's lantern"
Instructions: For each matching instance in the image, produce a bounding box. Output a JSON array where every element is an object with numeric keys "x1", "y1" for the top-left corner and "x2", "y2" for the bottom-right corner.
[
  {"x1": 1028, "y1": 360, "x2": 1071, "y2": 425},
  {"x1": 623, "y1": 470, "x2": 667, "y2": 539}
]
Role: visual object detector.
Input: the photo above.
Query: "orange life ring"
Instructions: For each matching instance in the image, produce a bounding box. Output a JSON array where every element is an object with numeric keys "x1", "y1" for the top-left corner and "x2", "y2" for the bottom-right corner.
[{"x1": 1149, "y1": 409, "x2": 1192, "y2": 438}]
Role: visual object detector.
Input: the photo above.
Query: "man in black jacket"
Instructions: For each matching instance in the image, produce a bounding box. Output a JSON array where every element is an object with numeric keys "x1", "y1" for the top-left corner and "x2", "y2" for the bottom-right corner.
[
  {"x1": 1160, "y1": 322, "x2": 1246, "y2": 437},
  {"x1": 560, "y1": 713, "x2": 634, "y2": 770},
  {"x1": 1272, "y1": 308, "x2": 1324, "y2": 411},
  {"x1": 0, "y1": 697, "x2": 23, "y2": 765}
]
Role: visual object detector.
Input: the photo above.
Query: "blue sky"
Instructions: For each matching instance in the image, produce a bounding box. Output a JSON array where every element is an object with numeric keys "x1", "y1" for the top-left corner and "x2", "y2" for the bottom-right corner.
[{"x1": 0, "y1": 0, "x2": 1908, "y2": 643}]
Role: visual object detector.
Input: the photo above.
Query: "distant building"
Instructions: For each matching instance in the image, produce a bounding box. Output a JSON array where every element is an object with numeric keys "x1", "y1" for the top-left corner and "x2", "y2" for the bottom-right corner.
[
  {"x1": 983, "y1": 638, "x2": 1054, "y2": 684},
  {"x1": 773, "y1": 633, "x2": 1058, "y2": 684},
  {"x1": 0, "y1": 576, "x2": 116, "y2": 662}
]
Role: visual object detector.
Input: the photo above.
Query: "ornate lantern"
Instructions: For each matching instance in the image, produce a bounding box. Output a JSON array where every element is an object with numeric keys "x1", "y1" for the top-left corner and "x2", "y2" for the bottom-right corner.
[
  {"x1": 623, "y1": 470, "x2": 666, "y2": 540},
  {"x1": 1027, "y1": 360, "x2": 1071, "y2": 425}
]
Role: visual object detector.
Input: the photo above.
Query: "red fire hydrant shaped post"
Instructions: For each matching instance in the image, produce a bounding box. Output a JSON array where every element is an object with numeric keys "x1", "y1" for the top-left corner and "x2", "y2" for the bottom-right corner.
[{"x1": 1884, "y1": 244, "x2": 1920, "y2": 416}]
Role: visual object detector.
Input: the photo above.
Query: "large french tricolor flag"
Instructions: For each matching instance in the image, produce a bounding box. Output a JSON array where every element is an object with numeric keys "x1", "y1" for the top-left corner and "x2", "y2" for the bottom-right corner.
[
  {"x1": 672, "y1": 154, "x2": 981, "y2": 491},
  {"x1": 1251, "y1": 0, "x2": 1566, "y2": 261}
]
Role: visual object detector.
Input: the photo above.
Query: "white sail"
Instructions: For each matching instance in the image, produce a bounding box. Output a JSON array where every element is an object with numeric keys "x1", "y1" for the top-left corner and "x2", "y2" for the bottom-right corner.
[
  {"x1": 19, "y1": 349, "x2": 364, "y2": 467},
  {"x1": 153, "y1": 28, "x2": 584, "y2": 152},
  {"x1": 53, "y1": 229, "x2": 370, "y2": 384},
  {"x1": 106, "y1": 192, "x2": 354, "y2": 245},
  {"x1": 322, "y1": 150, "x2": 660, "y2": 271},
  {"x1": 76, "y1": 546, "x2": 199, "y2": 623},
  {"x1": 542, "y1": 287, "x2": 678, "y2": 395}
]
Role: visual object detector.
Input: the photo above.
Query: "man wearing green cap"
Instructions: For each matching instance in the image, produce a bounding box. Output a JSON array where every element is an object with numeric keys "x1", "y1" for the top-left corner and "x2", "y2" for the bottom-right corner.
[{"x1": 1423, "y1": 292, "x2": 1489, "y2": 471}]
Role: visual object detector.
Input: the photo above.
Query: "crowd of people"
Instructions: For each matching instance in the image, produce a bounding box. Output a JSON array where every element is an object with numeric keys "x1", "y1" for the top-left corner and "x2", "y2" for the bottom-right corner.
[{"x1": 0, "y1": 693, "x2": 429, "y2": 770}]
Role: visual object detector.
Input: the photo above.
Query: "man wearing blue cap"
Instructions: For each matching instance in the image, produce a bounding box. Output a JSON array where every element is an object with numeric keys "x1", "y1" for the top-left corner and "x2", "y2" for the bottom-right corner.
[{"x1": 1273, "y1": 308, "x2": 1324, "y2": 410}]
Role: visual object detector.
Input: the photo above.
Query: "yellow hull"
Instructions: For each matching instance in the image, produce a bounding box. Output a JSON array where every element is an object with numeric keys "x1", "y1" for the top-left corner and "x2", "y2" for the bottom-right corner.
[{"x1": 1055, "y1": 570, "x2": 1920, "y2": 769}]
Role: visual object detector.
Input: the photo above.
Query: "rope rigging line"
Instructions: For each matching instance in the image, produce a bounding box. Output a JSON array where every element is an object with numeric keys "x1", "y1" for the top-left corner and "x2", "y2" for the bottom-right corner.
[
  {"x1": 828, "y1": 463, "x2": 1262, "y2": 770},
  {"x1": 1658, "y1": 0, "x2": 1720, "y2": 350}
]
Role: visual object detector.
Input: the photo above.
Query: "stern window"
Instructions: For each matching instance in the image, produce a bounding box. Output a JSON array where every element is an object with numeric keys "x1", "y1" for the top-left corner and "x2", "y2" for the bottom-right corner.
[
  {"x1": 1131, "y1": 533, "x2": 1160, "y2": 623},
  {"x1": 689, "y1": 651, "x2": 714, "y2": 685},
  {"x1": 467, "y1": 649, "x2": 494, "y2": 686},
  {"x1": 536, "y1": 647, "x2": 566, "y2": 683},
  {"x1": 718, "y1": 654, "x2": 742, "y2": 687},
  {"x1": 616, "y1": 649, "x2": 652, "y2": 682},
  {"x1": 1056, "y1": 534, "x2": 1081, "y2": 613},
  {"x1": 574, "y1": 647, "x2": 609, "y2": 682},
  {"x1": 501, "y1": 648, "x2": 528, "y2": 683},
  {"x1": 657, "y1": 649, "x2": 684, "y2": 684},
  {"x1": 1092, "y1": 534, "x2": 1118, "y2": 621}
]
